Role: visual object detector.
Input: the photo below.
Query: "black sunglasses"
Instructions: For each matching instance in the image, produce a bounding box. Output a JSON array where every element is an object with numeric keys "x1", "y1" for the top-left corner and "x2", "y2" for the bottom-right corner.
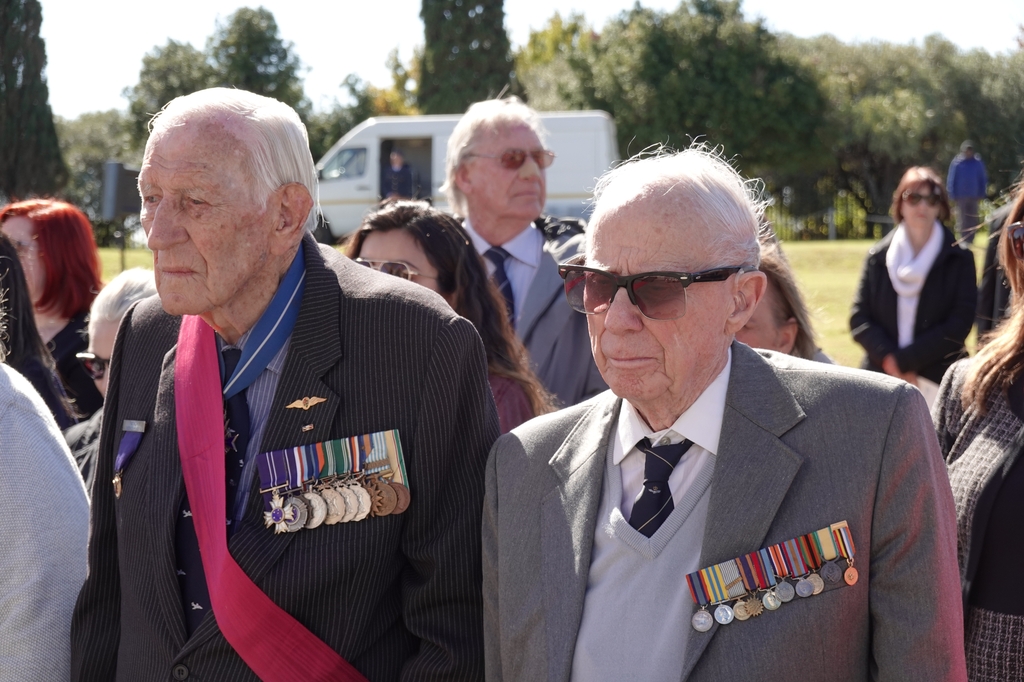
[
  {"x1": 902, "y1": 191, "x2": 940, "y2": 207},
  {"x1": 465, "y1": 148, "x2": 556, "y2": 171},
  {"x1": 76, "y1": 352, "x2": 109, "y2": 380},
  {"x1": 558, "y1": 259, "x2": 756, "y2": 320},
  {"x1": 1008, "y1": 222, "x2": 1024, "y2": 261}
]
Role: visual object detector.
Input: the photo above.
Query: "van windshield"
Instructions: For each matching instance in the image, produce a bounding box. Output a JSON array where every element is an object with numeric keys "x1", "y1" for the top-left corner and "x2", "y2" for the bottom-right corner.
[{"x1": 321, "y1": 148, "x2": 367, "y2": 180}]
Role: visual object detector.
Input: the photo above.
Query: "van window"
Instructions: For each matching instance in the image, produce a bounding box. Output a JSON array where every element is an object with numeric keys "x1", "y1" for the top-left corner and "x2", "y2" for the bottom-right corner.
[{"x1": 321, "y1": 148, "x2": 367, "y2": 180}]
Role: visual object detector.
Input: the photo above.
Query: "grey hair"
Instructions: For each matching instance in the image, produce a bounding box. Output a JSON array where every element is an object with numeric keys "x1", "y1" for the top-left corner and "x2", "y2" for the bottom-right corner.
[
  {"x1": 588, "y1": 144, "x2": 767, "y2": 267},
  {"x1": 148, "y1": 88, "x2": 319, "y2": 231},
  {"x1": 87, "y1": 268, "x2": 157, "y2": 343},
  {"x1": 441, "y1": 96, "x2": 547, "y2": 216}
]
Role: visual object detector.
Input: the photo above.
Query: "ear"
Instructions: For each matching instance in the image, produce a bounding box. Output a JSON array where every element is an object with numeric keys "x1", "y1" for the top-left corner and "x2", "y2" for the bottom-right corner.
[
  {"x1": 454, "y1": 162, "x2": 474, "y2": 197},
  {"x1": 269, "y1": 183, "x2": 313, "y2": 256},
  {"x1": 724, "y1": 270, "x2": 767, "y2": 335},
  {"x1": 776, "y1": 317, "x2": 798, "y2": 356}
]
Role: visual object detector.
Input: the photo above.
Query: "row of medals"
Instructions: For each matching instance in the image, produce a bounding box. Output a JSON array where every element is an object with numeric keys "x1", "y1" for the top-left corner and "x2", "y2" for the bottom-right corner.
[
  {"x1": 691, "y1": 560, "x2": 859, "y2": 632},
  {"x1": 263, "y1": 472, "x2": 411, "y2": 534}
]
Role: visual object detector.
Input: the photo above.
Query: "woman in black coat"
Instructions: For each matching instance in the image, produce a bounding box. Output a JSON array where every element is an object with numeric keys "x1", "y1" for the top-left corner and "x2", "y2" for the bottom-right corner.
[{"x1": 850, "y1": 166, "x2": 976, "y2": 393}]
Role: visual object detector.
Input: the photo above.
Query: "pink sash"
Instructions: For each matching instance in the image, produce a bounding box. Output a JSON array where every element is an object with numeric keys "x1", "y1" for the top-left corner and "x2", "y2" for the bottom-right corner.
[{"x1": 174, "y1": 315, "x2": 366, "y2": 681}]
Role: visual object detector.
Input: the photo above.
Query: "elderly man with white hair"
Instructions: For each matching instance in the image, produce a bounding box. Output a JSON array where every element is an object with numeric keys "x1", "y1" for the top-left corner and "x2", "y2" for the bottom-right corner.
[
  {"x1": 443, "y1": 97, "x2": 606, "y2": 407},
  {"x1": 71, "y1": 88, "x2": 496, "y2": 681},
  {"x1": 482, "y1": 147, "x2": 967, "y2": 681}
]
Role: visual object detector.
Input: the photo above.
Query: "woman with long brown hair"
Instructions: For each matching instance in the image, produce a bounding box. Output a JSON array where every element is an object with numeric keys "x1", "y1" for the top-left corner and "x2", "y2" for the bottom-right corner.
[
  {"x1": 347, "y1": 201, "x2": 553, "y2": 432},
  {"x1": 934, "y1": 187, "x2": 1024, "y2": 681}
]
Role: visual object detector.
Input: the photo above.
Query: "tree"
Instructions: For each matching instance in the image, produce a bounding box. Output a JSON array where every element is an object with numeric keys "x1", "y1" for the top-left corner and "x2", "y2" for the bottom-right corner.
[
  {"x1": 520, "y1": 2, "x2": 830, "y2": 182},
  {"x1": 208, "y1": 6, "x2": 308, "y2": 115},
  {"x1": 54, "y1": 110, "x2": 140, "y2": 246},
  {"x1": 0, "y1": 0, "x2": 67, "y2": 201},
  {"x1": 515, "y1": 13, "x2": 594, "y2": 112},
  {"x1": 123, "y1": 40, "x2": 218, "y2": 149},
  {"x1": 418, "y1": 0, "x2": 515, "y2": 114}
]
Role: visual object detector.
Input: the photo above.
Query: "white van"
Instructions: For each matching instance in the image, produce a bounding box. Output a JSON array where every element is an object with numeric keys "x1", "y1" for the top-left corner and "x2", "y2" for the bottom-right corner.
[{"x1": 315, "y1": 111, "x2": 619, "y2": 239}]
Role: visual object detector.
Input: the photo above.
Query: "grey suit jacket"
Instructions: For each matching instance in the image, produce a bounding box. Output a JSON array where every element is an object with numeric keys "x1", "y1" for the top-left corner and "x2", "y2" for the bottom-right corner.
[
  {"x1": 483, "y1": 343, "x2": 967, "y2": 681},
  {"x1": 71, "y1": 236, "x2": 498, "y2": 681},
  {"x1": 519, "y1": 231, "x2": 606, "y2": 407}
]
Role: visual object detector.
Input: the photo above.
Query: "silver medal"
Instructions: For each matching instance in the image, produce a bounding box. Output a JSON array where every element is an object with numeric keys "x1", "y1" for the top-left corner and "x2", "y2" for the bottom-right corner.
[
  {"x1": 795, "y1": 578, "x2": 814, "y2": 598},
  {"x1": 691, "y1": 609, "x2": 714, "y2": 632},
  {"x1": 714, "y1": 604, "x2": 735, "y2": 625},
  {"x1": 775, "y1": 580, "x2": 796, "y2": 602},
  {"x1": 302, "y1": 491, "x2": 328, "y2": 529},
  {"x1": 337, "y1": 484, "x2": 358, "y2": 523},
  {"x1": 283, "y1": 495, "x2": 308, "y2": 532},
  {"x1": 809, "y1": 573, "x2": 825, "y2": 595},
  {"x1": 762, "y1": 590, "x2": 781, "y2": 611},
  {"x1": 352, "y1": 483, "x2": 372, "y2": 521},
  {"x1": 321, "y1": 487, "x2": 345, "y2": 525}
]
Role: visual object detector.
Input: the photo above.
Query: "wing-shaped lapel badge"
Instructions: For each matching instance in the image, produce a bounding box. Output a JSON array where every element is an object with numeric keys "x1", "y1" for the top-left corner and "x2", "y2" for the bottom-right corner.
[{"x1": 285, "y1": 396, "x2": 328, "y2": 411}]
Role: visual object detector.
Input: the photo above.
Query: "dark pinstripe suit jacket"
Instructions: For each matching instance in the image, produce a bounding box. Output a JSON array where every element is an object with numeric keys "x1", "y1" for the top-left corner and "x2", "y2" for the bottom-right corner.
[{"x1": 71, "y1": 235, "x2": 498, "y2": 681}]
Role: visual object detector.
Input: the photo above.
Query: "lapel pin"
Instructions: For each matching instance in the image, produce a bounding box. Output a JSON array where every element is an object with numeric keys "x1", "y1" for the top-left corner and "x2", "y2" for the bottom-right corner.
[
  {"x1": 286, "y1": 396, "x2": 327, "y2": 411},
  {"x1": 302, "y1": 424, "x2": 314, "y2": 432}
]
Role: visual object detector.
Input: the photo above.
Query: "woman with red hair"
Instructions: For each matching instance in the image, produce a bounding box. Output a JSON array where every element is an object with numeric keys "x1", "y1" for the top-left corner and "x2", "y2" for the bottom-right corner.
[{"x1": 0, "y1": 199, "x2": 104, "y2": 418}]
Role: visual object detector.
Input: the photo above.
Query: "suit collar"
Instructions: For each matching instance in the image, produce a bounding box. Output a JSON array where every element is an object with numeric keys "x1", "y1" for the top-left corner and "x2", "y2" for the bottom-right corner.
[
  {"x1": 519, "y1": 240, "x2": 565, "y2": 338},
  {"x1": 543, "y1": 392, "x2": 621, "y2": 681},
  {"x1": 680, "y1": 343, "x2": 806, "y2": 677}
]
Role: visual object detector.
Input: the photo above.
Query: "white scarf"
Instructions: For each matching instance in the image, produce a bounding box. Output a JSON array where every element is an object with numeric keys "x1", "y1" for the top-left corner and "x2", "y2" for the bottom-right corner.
[{"x1": 885, "y1": 221, "x2": 944, "y2": 348}]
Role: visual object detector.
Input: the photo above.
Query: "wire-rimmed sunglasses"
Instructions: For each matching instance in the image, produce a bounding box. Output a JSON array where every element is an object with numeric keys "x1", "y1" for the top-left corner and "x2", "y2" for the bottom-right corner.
[
  {"x1": 1008, "y1": 222, "x2": 1024, "y2": 261},
  {"x1": 558, "y1": 257, "x2": 756, "y2": 320},
  {"x1": 76, "y1": 352, "x2": 110, "y2": 380},
  {"x1": 354, "y1": 258, "x2": 436, "y2": 281},
  {"x1": 464, "y1": 148, "x2": 556, "y2": 171}
]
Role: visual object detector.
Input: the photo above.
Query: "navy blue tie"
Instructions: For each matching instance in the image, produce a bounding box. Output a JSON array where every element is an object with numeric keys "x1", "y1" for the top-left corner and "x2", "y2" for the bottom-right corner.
[
  {"x1": 484, "y1": 247, "x2": 515, "y2": 327},
  {"x1": 174, "y1": 347, "x2": 251, "y2": 635},
  {"x1": 629, "y1": 437, "x2": 693, "y2": 537}
]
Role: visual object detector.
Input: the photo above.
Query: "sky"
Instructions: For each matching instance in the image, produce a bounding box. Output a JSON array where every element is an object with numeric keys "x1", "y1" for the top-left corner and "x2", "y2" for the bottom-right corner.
[{"x1": 39, "y1": 0, "x2": 1024, "y2": 120}]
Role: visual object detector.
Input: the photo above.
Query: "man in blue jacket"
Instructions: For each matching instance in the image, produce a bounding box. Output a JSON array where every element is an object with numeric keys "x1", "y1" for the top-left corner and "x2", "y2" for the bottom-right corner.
[{"x1": 947, "y1": 140, "x2": 988, "y2": 244}]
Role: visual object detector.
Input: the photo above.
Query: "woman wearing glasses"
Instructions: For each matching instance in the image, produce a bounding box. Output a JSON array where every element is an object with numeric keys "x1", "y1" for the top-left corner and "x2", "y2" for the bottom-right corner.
[
  {"x1": 0, "y1": 199, "x2": 104, "y2": 419},
  {"x1": 346, "y1": 201, "x2": 553, "y2": 432},
  {"x1": 0, "y1": 234, "x2": 75, "y2": 428},
  {"x1": 934, "y1": 189, "x2": 1024, "y2": 681},
  {"x1": 850, "y1": 166, "x2": 976, "y2": 405}
]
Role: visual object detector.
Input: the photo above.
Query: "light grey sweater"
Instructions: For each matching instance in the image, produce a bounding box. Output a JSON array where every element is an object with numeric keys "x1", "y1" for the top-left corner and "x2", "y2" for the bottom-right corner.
[{"x1": 0, "y1": 363, "x2": 89, "y2": 681}]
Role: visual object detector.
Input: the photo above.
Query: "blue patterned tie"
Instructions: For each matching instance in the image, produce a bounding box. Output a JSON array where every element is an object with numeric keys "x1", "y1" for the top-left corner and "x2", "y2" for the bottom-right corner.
[
  {"x1": 484, "y1": 247, "x2": 515, "y2": 327},
  {"x1": 629, "y1": 437, "x2": 693, "y2": 537},
  {"x1": 174, "y1": 347, "x2": 251, "y2": 635}
]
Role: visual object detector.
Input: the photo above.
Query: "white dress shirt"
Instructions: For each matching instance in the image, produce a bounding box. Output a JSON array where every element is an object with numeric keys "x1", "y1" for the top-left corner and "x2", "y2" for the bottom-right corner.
[
  {"x1": 613, "y1": 349, "x2": 732, "y2": 521},
  {"x1": 464, "y1": 218, "x2": 544, "y2": 327}
]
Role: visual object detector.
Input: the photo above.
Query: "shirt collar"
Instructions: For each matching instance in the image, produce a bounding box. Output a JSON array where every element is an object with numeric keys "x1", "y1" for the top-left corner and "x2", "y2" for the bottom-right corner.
[
  {"x1": 218, "y1": 330, "x2": 291, "y2": 377},
  {"x1": 614, "y1": 348, "x2": 732, "y2": 464},
  {"x1": 463, "y1": 218, "x2": 543, "y2": 268}
]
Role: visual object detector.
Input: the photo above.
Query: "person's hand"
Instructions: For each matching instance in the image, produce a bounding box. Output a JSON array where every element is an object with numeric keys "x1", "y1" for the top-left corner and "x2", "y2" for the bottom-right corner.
[{"x1": 882, "y1": 354, "x2": 902, "y2": 378}]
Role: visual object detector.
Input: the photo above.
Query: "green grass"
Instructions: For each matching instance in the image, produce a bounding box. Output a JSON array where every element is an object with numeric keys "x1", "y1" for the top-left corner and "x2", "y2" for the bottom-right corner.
[{"x1": 104, "y1": 236, "x2": 989, "y2": 370}]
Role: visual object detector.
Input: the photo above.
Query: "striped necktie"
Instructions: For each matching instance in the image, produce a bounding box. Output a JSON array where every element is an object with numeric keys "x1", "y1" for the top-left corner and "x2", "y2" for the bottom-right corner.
[
  {"x1": 484, "y1": 246, "x2": 516, "y2": 327},
  {"x1": 629, "y1": 437, "x2": 693, "y2": 537}
]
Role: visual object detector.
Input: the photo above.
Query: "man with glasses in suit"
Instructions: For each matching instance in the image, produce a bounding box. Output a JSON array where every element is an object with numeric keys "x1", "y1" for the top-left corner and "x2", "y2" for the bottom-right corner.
[
  {"x1": 482, "y1": 146, "x2": 966, "y2": 682},
  {"x1": 442, "y1": 97, "x2": 606, "y2": 407}
]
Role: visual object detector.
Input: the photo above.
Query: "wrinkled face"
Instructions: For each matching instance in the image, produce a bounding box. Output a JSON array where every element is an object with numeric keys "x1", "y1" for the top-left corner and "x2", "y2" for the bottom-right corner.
[
  {"x1": 735, "y1": 280, "x2": 795, "y2": 355},
  {"x1": 139, "y1": 120, "x2": 274, "y2": 316},
  {"x1": 457, "y1": 124, "x2": 547, "y2": 227},
  {"x1": 586, "y1": 197, "x2": 746, "y2": 417},
  {"x1": 1, "y1": 216, "x2": 44, "y2": 306},
  {"x1": 88, "y1": 318, "x2": 119, "y2": 398},
  {"x1": 902, "y1": 182, "x2": 941, "y2": 233},
  {"x1": 357, "y1": 229, "x2": 444, "y2": 296}
]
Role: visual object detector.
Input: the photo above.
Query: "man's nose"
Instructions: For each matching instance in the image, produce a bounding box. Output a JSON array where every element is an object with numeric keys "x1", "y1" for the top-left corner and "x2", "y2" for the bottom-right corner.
[
  {"x1": 603, "y1": 287, "x2": 644, "y2": 331},
  {"x1": 518, "y1": 154, "x2": 543, "y2": 180},
  {"x1": 146, "y1": 200, "x2": 187, "y2": 251}
]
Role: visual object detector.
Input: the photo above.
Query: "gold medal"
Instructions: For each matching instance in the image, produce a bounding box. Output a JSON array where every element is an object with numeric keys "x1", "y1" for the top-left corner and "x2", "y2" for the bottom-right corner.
[
  {"x1": 733, "y1": 600, "x2": 750, "y2": 621},
  {"x1": 746, "y1": 598, "x2": 764, "y2": 618},
  {"x1": 302, "y1": 491, "x2": 327, "y2": 529},
  {"x1": 809, "y1": 573, "x2": 825, "y2": 595}
]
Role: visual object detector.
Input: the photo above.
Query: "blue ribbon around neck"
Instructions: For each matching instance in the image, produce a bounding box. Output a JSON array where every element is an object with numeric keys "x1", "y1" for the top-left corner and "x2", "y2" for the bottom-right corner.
[{"x1": 222, "y1": 242, "x2": 306, "y2": 400}]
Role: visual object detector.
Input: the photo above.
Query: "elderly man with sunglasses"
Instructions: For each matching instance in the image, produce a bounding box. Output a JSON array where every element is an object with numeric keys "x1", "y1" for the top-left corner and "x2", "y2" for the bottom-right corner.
[
  {"x1": 482, "y1": 147, "x2": 967, "y2": 682},
  {"x1": 443, "y1": 97, "x2": 606, "y2": 407}
]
